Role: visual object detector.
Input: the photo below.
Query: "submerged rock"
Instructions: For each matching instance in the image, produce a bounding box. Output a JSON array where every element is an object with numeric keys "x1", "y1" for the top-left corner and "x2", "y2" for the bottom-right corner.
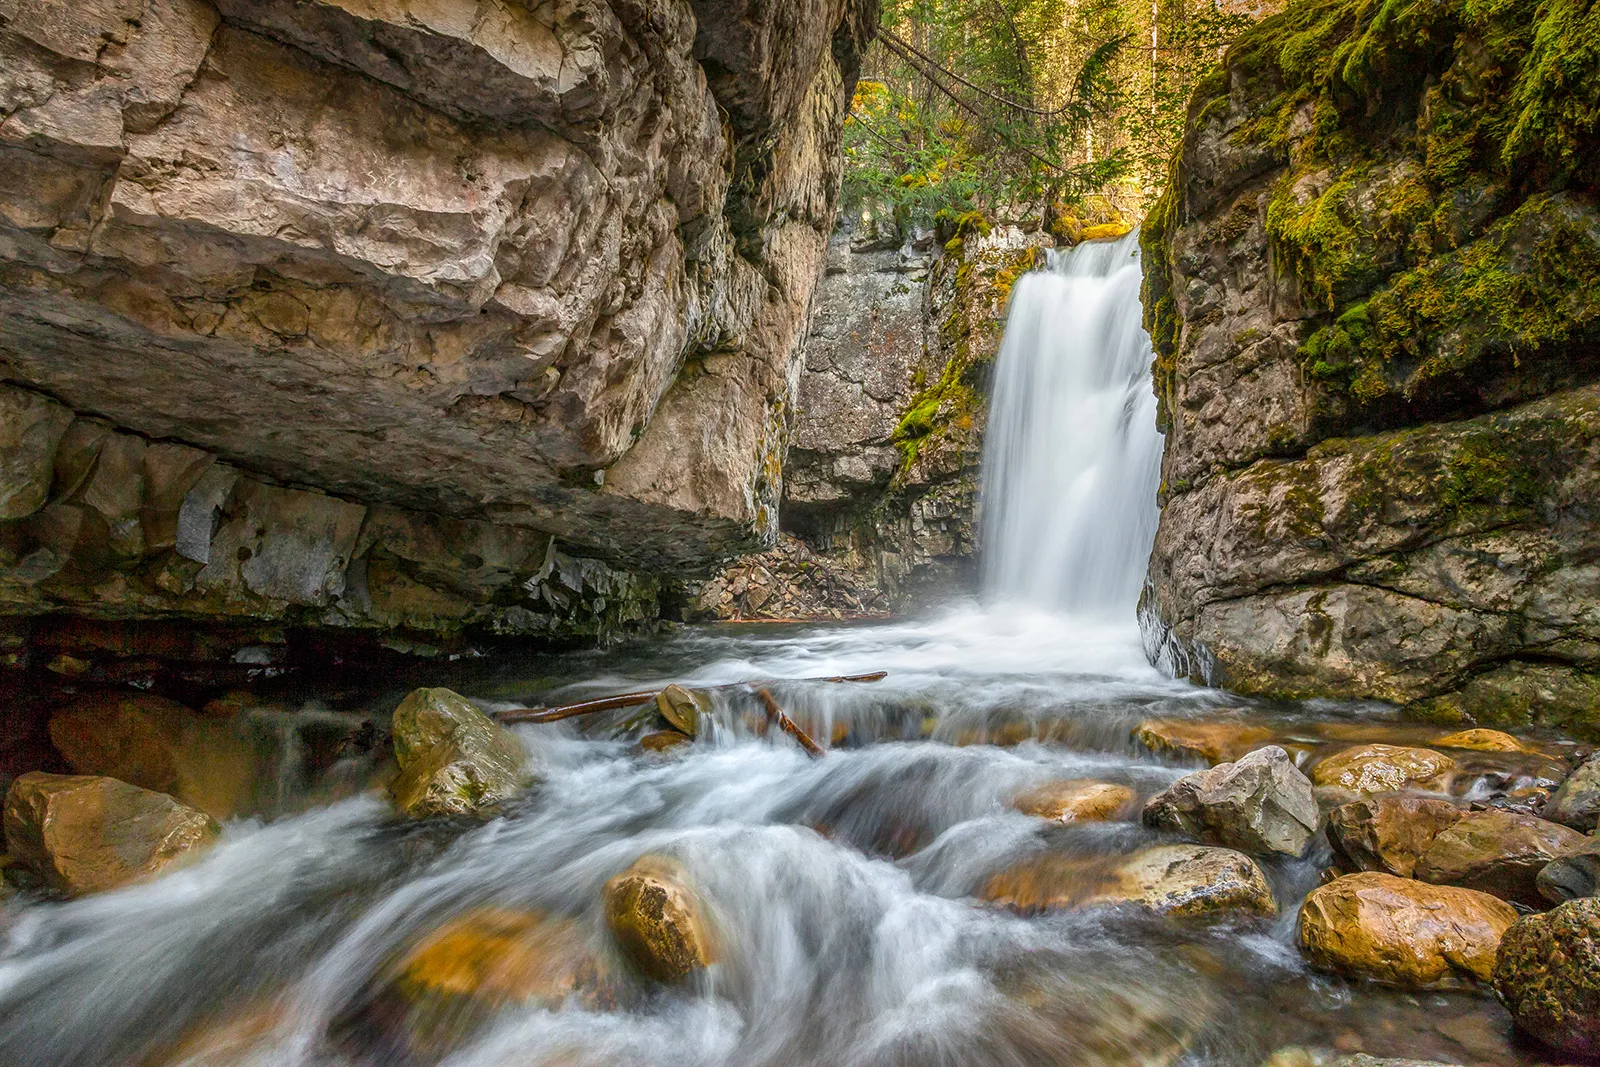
[
  {"x1": 1132, "y1": 718, "x2": 1275, "y2": 765},
  {"x1": 1544, "y1": 755, "x2": 1600, "y2": 831},
  {"x1": 1537, "y1": 836, "x2": 1600, "y2": 903},
  {"x1": 1433, "y1": 729, "x2": 1530, "y2": 753},
  {"x1": 1310, "y1": 745, "x2": 1456, "y2": 798},
  {"x1": 638, "y1": 730, "x2": 694, "y2": 754},
  {"x1": 1143, "y1": 746, "x2": 1319, "y2": 857},
  {"x1": 1297, "y1": 872, "x2": 1516, "y2": 988},
  {"x1": 981, "y1": 844, "x2": 1276, "y2": 918},
  {"x1": 1262, "y1": 1052, "x2": 1463, "y2": 1067},
  {"x1": 1493, "y1": 897, "x2": 1600, "y2": 1056},
  {"x1": 654, "y1": 684, "x2": 710, "y2": 737},
  {"x1": 1412, "y1": 810, "x2": 1585, "y2": 908},
  {"x1": 1327, "y1": 796, "x2": 1464, "y2": 878},
  {"x1": 3, "y1": 772, "x2": 219, "y2": 896},
  {"x1": 1013, "y1": 780, "x2": 1134, "y2": 823},
  {"x1": 388, "y1": 688, "x2": 528, "y2": 819},
  {"x1": 602, "y1": 855, "x2": 716, "y2": 983}
]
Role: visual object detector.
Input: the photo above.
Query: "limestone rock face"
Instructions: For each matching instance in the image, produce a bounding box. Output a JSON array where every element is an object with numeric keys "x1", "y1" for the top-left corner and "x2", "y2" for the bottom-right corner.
[
  {"x1": 1326, "y1": 796, "x2": 1465, "y2": 879},
  {"x1": 1140, "y1": 0, "x2": 1600, "y2": 732},
  {"x1": 1493, "y1": 898, "x2": 1600, "y2": 1056},
  {"x1": 1412, "y1": 810, "x2": 1586, "y2": 908},
  {"x1": 3, "y1": 771, "x2": 219, "y2": 895},
  {"x1": 1297, "y1": 873, "x2": 1517, "y2": 989},
  {"x1": 388, "y1": 687, "x2": 528, "y2": 818},
  {"x1": 0, "y1": 0, "x2": 876, "y2": 635},
  {"x1": 1142, "y1": 745, "x2": 1319, "y2": 857}
]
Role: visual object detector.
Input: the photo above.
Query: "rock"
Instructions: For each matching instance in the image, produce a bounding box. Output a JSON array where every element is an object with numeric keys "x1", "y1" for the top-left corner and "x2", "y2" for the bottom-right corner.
[
  {"x1": 981, "y1": 844, "x2": 1276, "y2": 918},
  {"x1": 1433, "y1": 729, "x2": 1529, "y2": 753},
  {"x1": 1142, "y1": 745, "x2": 1319, "y2": 857},
  {"x1": 1536, "y1": 837, "x2": 1600, "y2": 904},
  {"x1": 638, "y1": 730, "x2": 693, "y2": 754},
  {"x1": 47, "y1": 692, "x2": 189, "y2": 795},
  {"x1": 1297, "y1": 872, "x2": 1517, "y2": 988},
  {"x1": 654, "y1": 685, "x2": 710, "y2": 738},
  {"x1": 1012, "y1": 780, "x2": 1134, "y2": 823},
  {"x1": 375, "y1": 907, "x2": 603, "y2": 1055},
  {"x1": 602, "y1": 855, "x2": 716, "y2": 983},
  {"x1": 3, "y1": 772, "x2": 219, "y2": 896},
  {"x1": 1326, "y1": 796, "x2": 1465, "y2": 878},
  {"x1": 1493, "y1": 897, "x2": 1600, "y2": 1056},
  {"x1": 1310, "y1": 745, "x2": 1456, "y2": 797},
  {"x1": 1132, "y1": 718, "x2": 1276, "y2": 765},
  {"x1": 1545, "y1": 756, "x2": 1600, "y2": 831},
  {"x1": 1261, "y1": 1053, "x2": 1462, "y2": 1067},
  {"x1": 388, "y1": 688, "x2": 528, "y2": 819},
  {"x1": 1412, "y1": 810, "x2": 1586, "y2": 908}
]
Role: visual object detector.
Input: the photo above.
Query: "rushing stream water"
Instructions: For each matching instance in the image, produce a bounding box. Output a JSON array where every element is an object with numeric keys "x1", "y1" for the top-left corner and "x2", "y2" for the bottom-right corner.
[{"x1": 0, "y1": 235, "x2": 1557, "y2": 1066}]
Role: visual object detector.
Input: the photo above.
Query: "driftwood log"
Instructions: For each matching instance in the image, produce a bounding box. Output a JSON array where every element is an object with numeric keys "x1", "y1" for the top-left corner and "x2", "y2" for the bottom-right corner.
[
  {"x1": 495, "y1": 671, "x2": 886, "y2": 725},
  {"x1": 753, "y1": 687, "x2": 825, "y2": 758}
]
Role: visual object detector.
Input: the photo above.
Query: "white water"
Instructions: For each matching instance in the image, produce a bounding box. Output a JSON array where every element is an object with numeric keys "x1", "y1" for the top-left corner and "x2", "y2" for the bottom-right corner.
[{"x1": 981, "y1": 232, "x2": 1164, "y2": 615}]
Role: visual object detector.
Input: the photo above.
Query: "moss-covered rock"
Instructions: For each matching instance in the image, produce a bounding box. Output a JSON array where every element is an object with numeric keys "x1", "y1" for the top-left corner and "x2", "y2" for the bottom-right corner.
[
  {"x1": 1493, "y1": 897, "x2": 1600, "y2": 1056},
  {"x1": 388, "y1": 688, "x2": 529, "y2": 818}
]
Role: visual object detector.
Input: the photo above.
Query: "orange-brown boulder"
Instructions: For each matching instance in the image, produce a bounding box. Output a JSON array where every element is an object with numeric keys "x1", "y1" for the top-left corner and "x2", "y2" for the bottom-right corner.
[
  {"x1": 1012, "y1": 780, "x2": 1134, "y2": 823},
  {"x1": 1132, "y1": 718, "x2": 1274, "y2": 765},
  {"x1": 602, "y1": 855, "x2": 716, "y2": 983},
  {"x1": 1310, "y1": 745, "x2": 1456, "y2": 797}
]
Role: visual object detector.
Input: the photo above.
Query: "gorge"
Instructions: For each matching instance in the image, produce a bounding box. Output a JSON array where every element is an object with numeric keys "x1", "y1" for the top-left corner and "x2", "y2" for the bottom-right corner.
[{"x1": 2, "y1": 1, "x2": 1600, "y2": 1065}]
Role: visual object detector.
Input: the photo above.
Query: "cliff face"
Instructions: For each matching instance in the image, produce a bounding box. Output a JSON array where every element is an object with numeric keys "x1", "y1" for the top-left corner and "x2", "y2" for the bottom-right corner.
[
  {"x1": 1142, "y1": 0, "x2": 1600, "y2": 731},
  {"x1": 0, "y1": 0, "x2": 873, "y2": 639}
]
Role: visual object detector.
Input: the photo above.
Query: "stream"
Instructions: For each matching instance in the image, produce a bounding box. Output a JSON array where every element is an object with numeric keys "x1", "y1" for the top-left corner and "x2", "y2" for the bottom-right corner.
[{"x1": 0, "y1": 236, "x2": 1561, "y2": 1066}]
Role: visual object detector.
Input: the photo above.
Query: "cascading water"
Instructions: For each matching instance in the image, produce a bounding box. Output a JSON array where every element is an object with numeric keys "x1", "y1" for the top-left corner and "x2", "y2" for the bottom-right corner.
[
  {"x1": 981, "y1": 232, "x2": 1163, "y2": 614},
  {"x1": 0, "y1": 237, "x2": 1546, "y2": 1067}
]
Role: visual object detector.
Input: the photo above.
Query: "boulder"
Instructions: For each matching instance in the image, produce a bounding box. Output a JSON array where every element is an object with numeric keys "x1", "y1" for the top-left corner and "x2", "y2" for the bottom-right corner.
[
  {"x1": 47, "y1": 692, "x2": 188, "y2": 795},
  {"x1": 1412, "y1": 810, "x2": 1586, "y2": 908},
  {"x1": 1262, "y1": 1053, "x2": 1463, "y2": 1067},
  {"x1": 1310, "y1": 745, "x2": 1456, "y2": 797},
  {"x1": 388, "y1": 688, "x2": 528, "y2": 819},
  {"x1": 1493, "y1": 897, "x2": 1600, "y2": 1056},
  {"x1": 1132, "y1": 718, "x2": 1275, "y2": 765},
  {"x1": 1433, "y1": 729, "x2": 1529, "y2": 753},
  {"x1": 1297, "y1": 872, "x2": 1517, "y2": 988},
  {"x1": 654, "y1": 685, "x2": 710, "y2": 737},
  {"x1": 1536, "y1": 836, "x2": 1600, "y2": 904},
  {"x1": 602, "y1": 855, "x2": 716, "y2": 983},
  {"x1": 1013, "y1": 780, "x2": 1134, "y2": 823},
  {"x1": 1143, "y1": 746, "x2": 1319, "y2": 857},
  {"x1": 981, "y1": 844, "x2": 1276, "y2": 918},
  {"x1": 1544, "y1": 756, "x2": 1600, "y2": 832},
  {"x1": 3, "y1": 772, "x2": 219, "y2": 896},
  {"x1": 638, "y1": 730, "x2": 693, "y2": 754},
  {"x1": 1326, "y1": 796, "x2": 1464, "y2": 877}
]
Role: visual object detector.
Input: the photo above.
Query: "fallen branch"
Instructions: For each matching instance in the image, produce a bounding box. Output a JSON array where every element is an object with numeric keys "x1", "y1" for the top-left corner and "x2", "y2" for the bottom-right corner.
[
  {"x1": 754, "y1": 688, "x2": 825, "y2": 759},
  {"x1": 496, "y1": 671, "x2": 887, "y2": 724}
]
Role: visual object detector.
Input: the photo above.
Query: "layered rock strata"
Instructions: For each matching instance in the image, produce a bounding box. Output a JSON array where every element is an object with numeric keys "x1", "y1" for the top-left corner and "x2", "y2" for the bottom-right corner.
[
  {"x1": 1142, "y1": 0, "x2": 1600, "y2": 731},
  {"x1": 0, "y1": 0, "x2": 875, "y2": 637}
]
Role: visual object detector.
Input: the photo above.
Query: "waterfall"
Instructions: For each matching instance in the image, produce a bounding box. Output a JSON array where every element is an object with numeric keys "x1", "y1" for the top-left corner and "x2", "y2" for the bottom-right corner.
[{"x1": 980, "y1": 231, "x2": 1164, "y2": 616}]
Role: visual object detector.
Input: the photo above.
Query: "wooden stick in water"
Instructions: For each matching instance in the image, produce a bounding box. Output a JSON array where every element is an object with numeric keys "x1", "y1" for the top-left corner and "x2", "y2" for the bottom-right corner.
[
  {"x1": 495, "y1": 671, "x2": 887, "y2": 724},
  {"x1": 754, "y1": 687, "x2": 826, "y2": 759}
]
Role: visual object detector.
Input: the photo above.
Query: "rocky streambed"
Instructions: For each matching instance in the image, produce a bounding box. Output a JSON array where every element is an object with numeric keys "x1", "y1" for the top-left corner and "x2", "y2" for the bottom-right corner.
[{"x1": 3, "y1": 608, "x2": 1600, "y2": 1067}]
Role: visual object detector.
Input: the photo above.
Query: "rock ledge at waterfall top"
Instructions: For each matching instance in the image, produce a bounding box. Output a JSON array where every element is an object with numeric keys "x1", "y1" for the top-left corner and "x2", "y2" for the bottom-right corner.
[
  {"x1": 0, "y1": 0, "x2": 876, "y2": 641},
  {"x1": 1141, "y1": 0, "x2": 1600, "y2": 733}
]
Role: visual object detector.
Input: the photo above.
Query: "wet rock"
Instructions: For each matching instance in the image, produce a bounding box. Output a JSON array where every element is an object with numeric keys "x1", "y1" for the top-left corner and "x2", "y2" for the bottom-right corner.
[
  {"x1": 1262, "y1": 1052, "x2": 1463, "y2": 1067},
  {"x1": 1297, "y1": 872, "x2": 1517, "y2": 988},
  {"x1": 1133, "y1": 718, "x2": 1275, "y2": 765},
  {"x1": 1433, "y1": 729, "x2": 1529, "y2": 753},
  {"x1": 981, "y1": 844, "x2": 1276, "y2": 918},
  {"x1": 654, "y1": 684, "x2": 709, "y2": 737},
  {"x1": 638, "y1": 730, "x2": 693, "y2": 754},
  {"x1": 602, "y1": 855, "x2": 716, "y2": 982},
  {"x1": 1013, "y1": 780, "x2": 1135, "y2": 823},
  {"x1": 0, "y1": 388, "x2": 73, "y2": 519},
  {"x1": 388, "y1": 688, "x2": 528, "y2": 819},
  {"x1": 144, "y1": 1002, "x2": 285, "y2": 1067},
  {"x1": 1412, "y1": 810, "x2": 1586, "y2": 908},
  {"x1": 47, "y1": 692, "x2": 189, "y2": 795},
  {"x1": 1310, "y1": 745, "x2": 1456, "y2": 797},
  {"x1": 1486, "y1": 786, "x2": 1551, "y2": 817},
  {"x1": 1536, "y1": 837, "x2": 1600, "y2": 904},
  {"x1": 373, "y1": 907, "x2": 603, "y2": 1055},
  {"x1": 3, "y1": 772, "x2": 219, "y2": 896},
  {"x1": 1493, "y1": 897, "x2": 1600, "y2": 1056},
  {"x1": 1544, "y1": 755, "x2": 1600, "y2": 831},
  {"x1": 1327, "y1": 796, "x2": 1465, "y2": 878},
  {"x1": 1143, "y1": 746, "x2": 1319, "y2": 857}
]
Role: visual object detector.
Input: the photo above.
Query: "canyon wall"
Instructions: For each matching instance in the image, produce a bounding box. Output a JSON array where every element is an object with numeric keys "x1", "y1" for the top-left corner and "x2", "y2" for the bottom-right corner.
[
  {"x1": 0, "y1": 0, "x2": 874, "y2": 641},
  {"x1": 1142, "y1": 0, "x2": 1600, "y2": 732}
]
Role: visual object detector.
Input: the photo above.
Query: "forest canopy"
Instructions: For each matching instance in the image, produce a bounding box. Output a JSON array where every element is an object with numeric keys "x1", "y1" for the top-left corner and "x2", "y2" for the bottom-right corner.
[{"x1": 845, "y1": 0, "x2": 1270, "y2": 228}]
